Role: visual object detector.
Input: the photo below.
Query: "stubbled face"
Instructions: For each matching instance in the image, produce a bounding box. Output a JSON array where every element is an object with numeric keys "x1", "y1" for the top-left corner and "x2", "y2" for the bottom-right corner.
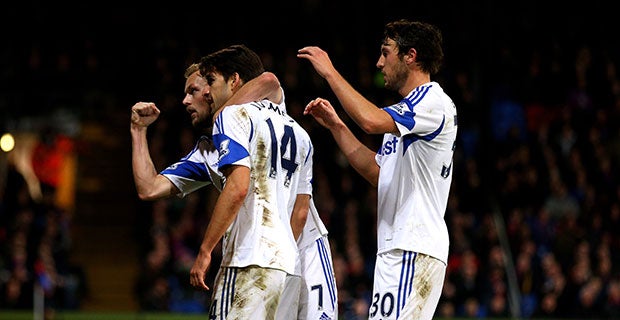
[
  {"x1": 376, "y1": 38, "x2": 408, "y2": 91},
  {"x1": 203, "y1": 71, "x2": 234, "y2": 116},
  {"x1": 183, "y1": 71, "x2": 214, "y2": 129}
]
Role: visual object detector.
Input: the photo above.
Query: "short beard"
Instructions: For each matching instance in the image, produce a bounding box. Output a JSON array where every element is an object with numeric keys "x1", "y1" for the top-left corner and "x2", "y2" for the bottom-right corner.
[
  {"x1": 193, "y1": 121, "x2": 211, "y2": 131},
  {"x1": 385, "y1": 64, "x2": 408, "y2": 92},
  {"x1": 192, "y1": 116, "x2": 212, "y2": 133}
]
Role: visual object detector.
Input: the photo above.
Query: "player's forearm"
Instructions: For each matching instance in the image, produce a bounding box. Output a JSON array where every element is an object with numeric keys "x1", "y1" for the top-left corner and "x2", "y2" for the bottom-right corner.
[
  {"x1": 291, "y1": 194, "x2": 310, "y2": 241},
  {"x1": 199, "y1": 183, "x2": 245, "y2": 254},
  {"x1": 131, "y1": 126, "x2": 163, "y2": 200},
  {"x1": 200, "y1": 166, "x2": 249, "y2": 253},
  {"x1": 329, "y1": 122, "x2": 379, "y2": 186},
  {"x1": 324, "y1": 72, "x2": 385, "y2": 134},
  {"x1": 225, "y1": 72, "x2": 281, "y2": 106}
]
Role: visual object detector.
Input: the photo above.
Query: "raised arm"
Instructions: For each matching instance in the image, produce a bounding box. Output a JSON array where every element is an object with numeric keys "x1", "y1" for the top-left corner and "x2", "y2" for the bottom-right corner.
[
  {"x1": 130, "y1": 102, "x2": 179, "y2": 200},
  {"x1": 304, "y1": 97, "x2": 380, "y2": 186},
  {"x1": 297, "y1": 46, "x2": 396, "y2": 134}
]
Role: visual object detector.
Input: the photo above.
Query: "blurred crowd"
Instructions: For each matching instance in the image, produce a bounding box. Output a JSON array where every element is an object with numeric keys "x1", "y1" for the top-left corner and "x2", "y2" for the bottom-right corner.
[
  {"x1": 1, "y1": 3, "x2": 620, "y2": 319},
  {"x1": 0, "y1": 131, "x2": 86, "y2": 316}
]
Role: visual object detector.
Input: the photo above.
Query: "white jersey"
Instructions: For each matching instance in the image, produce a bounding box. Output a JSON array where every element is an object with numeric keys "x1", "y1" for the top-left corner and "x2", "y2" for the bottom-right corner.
[
  {"x1": 376, "y1": 81, "x2": 457, "y2": 264},
  {"x1": 160, "y1": 136, "x2": 223, "y2": 195},
  {"x1": 213, "y1": 98, "x2": 313, "y2": 275}
]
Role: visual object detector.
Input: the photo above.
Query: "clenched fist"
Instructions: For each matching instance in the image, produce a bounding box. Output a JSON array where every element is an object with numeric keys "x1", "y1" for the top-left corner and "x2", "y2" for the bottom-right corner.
[{"x1": 131, "y1": 102, "x2": 161, "y2": 128}]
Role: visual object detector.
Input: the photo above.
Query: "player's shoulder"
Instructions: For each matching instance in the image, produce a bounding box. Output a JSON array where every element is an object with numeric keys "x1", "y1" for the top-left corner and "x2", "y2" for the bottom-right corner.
[
  {"x1": 428, "y1": 82, "x2": 457, "y2": 113},
  {"x1": 406, "y1": 82, "x2": 452, "y2": 110},
  {"x1": 427, "y1": 81, "x2": 453, "y2": 101},
  {"x1": 261, "y1": 100, "x2": 288, "y2": 117},
  {"x1": 219, "y1": 102, "x2": 259, "y2": 119}
]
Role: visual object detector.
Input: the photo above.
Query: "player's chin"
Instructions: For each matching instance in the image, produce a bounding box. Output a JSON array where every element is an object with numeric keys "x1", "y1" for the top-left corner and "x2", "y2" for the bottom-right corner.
[
  {"x1": 191, "y1": 117, "x2": 200, "y2": 126},
  {"x1": 193, "y1": 117, "x2": 210, "y2": 128}
]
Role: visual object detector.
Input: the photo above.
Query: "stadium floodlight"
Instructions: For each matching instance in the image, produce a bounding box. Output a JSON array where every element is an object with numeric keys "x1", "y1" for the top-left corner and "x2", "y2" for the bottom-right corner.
[{"x1": 0, "y1": 133, "x2": 15, "y2": 152}]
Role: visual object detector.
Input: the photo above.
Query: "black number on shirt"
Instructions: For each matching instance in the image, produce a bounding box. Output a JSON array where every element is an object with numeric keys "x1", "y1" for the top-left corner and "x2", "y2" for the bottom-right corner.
[
  {"x1": 311, "y1": 284, "x2": 323, "y2": 309},
  {"x1": 266, "y1": 119, "x2": 298, "y2": 187},
  {"x1": 369, "y1": 292, "x2": 394, "y2": 318}
]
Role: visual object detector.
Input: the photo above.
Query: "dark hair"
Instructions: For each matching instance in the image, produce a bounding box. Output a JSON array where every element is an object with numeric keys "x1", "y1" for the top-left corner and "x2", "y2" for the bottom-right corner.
[
  {"x1": 199, "y1": 44, "x2": 265, "y2": 83},
  {"x1": 384, "y1": 19, "x2": 444, "y2": 75}
]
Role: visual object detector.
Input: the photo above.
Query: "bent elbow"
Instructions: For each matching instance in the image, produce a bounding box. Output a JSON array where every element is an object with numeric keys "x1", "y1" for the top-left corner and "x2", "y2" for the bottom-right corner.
[
  {"x1": 232, "y1": 187, "x2": 249, "y2": 203},
  {"x1": 360, "y1": 121, "x2": 383, "y2": 134},
  {"x1": 137, "y1": 192, "x2": 154, "y2": 201},
  {"x1": 359, "y1": 122, "x2": 375, "y2": 134},
  {"x1": 137, "y1": 190, "x2": 162, "y2": 201},
  {"x1": 263, "y1": 72, "x2": 280, "y2": 88},
  {"x1": 359, "y1": 109, "x2": 395, "y2": 134}
]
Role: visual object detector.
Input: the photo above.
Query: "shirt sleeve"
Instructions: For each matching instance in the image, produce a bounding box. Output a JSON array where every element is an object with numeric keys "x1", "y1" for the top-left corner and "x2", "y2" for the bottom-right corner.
[{"x1": 212, "y1": 105, "x2": 252, "y2": 170}]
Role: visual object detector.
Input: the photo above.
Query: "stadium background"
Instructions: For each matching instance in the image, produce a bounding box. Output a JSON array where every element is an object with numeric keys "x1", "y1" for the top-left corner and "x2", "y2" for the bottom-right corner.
[{"x1": 1, "y1": 1, "x2": 619, "y2": 319}]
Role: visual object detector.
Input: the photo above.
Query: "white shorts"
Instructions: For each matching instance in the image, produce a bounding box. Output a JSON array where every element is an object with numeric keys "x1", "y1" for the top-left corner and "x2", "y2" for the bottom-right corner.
[
  {"x1": 275, "y1": 236, "x2": 338, "y2": 320},
  {"x1": 275, "y1": 274, "x2": 302, "y2": 320},
  {"x1": 298, "y1": 235, "x2": 338, "y2": 320},
  {"x1": 210, "y1": 265, "x2": 287, "y2": 319},
  {"x1": 369, "y1": 250, "x2": 446, "y2": 320}
]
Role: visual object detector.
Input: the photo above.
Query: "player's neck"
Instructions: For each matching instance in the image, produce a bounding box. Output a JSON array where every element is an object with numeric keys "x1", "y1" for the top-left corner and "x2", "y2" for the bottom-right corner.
[
  {"x1": 400, "y1": 72, "x2": 431, "y2": 97},
  {"x1": 212, "y1": 105, "x2": 225, "y2": 124}
]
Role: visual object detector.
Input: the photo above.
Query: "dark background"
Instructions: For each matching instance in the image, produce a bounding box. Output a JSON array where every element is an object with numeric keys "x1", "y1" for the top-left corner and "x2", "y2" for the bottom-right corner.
[
  {"x1": 1, "y1": 0, "x2": 617, "y2": 122},
  {"x1": 1, "y1": 0, "x2": 620, "y2": 318}
]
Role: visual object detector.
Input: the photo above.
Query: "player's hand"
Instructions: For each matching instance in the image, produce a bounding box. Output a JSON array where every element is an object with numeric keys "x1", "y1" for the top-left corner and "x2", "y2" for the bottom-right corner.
[
  {"x1": 297, "y1": 46, "x2": 337, "y2": 79},
  {"x1": 304, "y1": 97, "x2": 342, "y2": 129},
  {"x1": 189, "y1": 251, "x2": 212, "y2": 291},
  {"x1": 131, "y1": 102, "x2": 160, "y2": 128}
]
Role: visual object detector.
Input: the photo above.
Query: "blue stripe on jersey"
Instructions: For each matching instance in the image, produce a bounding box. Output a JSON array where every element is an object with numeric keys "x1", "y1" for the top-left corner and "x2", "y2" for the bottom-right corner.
[
  {"x1": 383, "y1": 85, "x2": 432, "y2": 131},
  {"x1": 401, "y1": 115, "x2": 445, "y2": 155},
  {"x1": 212, "y1": 133, "x2": 250, "y2": 169},
  {"x1": 213, "y1": 107, "x2": 252, "y2": 168},
  {"x1": 304, "y1": 144, "x2": 313, "y2": 165},
  {"x1": 405, "y1": 83, "x2": 432, "y2": 101},
  {"x1": 215, "y1": 113, "x2": 224, "y2": 136},
  {"x1": 160, "y1": 161, "x2": 211, "y2": 182},
  {"x1": 397, "y1": 251, "x2": 417, "y2": 318},
  {"x1": 180, "y1": 135, "x2": 210, "y2": 161},
  {"x1": 249, "y1": 117, "x2": 254, "y2": 142},
  {"x1": 317, "y1": 237, "x2": 337, "y2": 308}
]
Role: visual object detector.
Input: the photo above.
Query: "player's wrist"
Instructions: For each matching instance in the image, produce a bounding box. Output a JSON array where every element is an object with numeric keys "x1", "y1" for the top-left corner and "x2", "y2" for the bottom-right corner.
[{"x1": 130, "y1": 122, "x2": 149, "y2": 132}]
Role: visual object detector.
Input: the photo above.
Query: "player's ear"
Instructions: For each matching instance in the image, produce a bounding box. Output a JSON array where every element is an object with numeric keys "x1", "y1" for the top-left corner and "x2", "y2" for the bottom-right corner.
[
  {"x1": 405, "y1": 48, "x2": 416, "y2": 64},
  {"x1": 230, "y1": 73, "x2": 240, "y2": 88}
]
